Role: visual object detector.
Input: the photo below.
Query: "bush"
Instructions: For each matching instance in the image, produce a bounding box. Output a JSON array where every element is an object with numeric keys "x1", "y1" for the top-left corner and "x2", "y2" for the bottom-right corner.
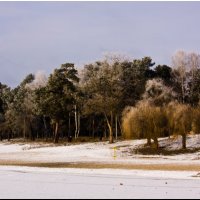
[
  {"x1": 122, "y1": 101, "x2": 168, "y2": 149},
  {"x1": 122, "y1": 106, "x2": 139, "y2": 140},
  {"x1": 122, "y1": 100, "x2": 195, "y2": 150},
  {"x1": 192, "y1": 107, "x2": 200, "y2": 134},
  {"x1": 166, "y1": 102, "x2": 193, "y2": 149}
]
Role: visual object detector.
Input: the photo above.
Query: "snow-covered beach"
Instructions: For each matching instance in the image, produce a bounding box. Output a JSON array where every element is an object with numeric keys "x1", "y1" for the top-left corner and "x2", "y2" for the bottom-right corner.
[
  {"x1": 0, "y1": 135, "x2": 200, "y2": 199},
  {"x1": 0, "y1": 135, "x2": 200, "y2": 168}
]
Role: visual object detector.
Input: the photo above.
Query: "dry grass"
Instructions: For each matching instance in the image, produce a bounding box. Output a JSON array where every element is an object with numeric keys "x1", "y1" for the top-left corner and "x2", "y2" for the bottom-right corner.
[{"x1": 0, "y1": 160, "x2": 199, "y2": 171}]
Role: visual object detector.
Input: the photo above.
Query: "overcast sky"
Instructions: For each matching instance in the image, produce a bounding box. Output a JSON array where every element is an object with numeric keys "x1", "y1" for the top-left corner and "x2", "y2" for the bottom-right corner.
[{"x1": 1, "y1": 1, "x2": 200, "y2": 87}]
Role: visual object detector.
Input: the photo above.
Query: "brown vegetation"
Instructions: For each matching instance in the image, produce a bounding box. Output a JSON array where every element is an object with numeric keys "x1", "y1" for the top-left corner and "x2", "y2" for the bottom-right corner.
[{"x1": 0, "y1": 160, "x2": 199, "y2": 171}]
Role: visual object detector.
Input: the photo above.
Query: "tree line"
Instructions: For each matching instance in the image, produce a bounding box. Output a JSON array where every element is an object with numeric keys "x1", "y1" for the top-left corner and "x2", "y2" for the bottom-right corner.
[{"x1": 1, "y1": 50, "x2": 200, "y2": 149}]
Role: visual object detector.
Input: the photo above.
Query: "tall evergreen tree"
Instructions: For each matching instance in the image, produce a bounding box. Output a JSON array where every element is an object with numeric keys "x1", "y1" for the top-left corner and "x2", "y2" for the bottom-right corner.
[
  {"x1": 119, "y1": 57, "x2": 156, "y2": 108},
  {"x1": 35, "y1": 63, "x2": 79, "y2": 143}
]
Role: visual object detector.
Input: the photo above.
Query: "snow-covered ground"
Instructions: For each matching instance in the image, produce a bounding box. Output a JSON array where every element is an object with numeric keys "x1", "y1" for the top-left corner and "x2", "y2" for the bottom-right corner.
[
  {"x1": 0, "y1": 166, "x2": 199, "y2": 199},
  {"x1": 0, "y1": 135, "x2": 200, "y2": 166},
  {"x1": 0, "y1": 135, "x2": 200, "y2": 199}
]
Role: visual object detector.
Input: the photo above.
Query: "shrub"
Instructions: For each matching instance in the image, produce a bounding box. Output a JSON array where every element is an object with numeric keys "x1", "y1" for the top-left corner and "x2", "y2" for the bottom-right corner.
[
  {"x1": 171, "y1": 103, "x2": 193, "y2": 149},
  {"x1": 192, "y1": 107, "x2": 200, "y2": 134},
  {"x1": 122, "y1": 101, "x2": 168, "y2": 149},
  {"x1": 122, "y1": 100, "x2": 193, "y2": 150}
]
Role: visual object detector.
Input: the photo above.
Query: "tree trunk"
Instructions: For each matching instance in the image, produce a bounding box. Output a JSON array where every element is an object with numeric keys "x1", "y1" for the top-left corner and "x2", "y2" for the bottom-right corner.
[
  {"x1": 8, "y1": 132, "x2": 10, "y2": 141},
  {"x1": 111, "y1": 111, "x2": 114, "y2": 143},
  {"x1": 23, "y1": 117, "x2": 26, "y2": 140},
  {"x1": 92, "y1": 117, "x2": 95, "y2": 138},
  {"x1": 104, "y1": 112, "x2": 114, "y2": 144},
  {"x1": 68, "y1": 113, "x2": 71, "y2": 138},
  {"x1": 118, "y1": 117, "x2": 123, "y2": 136},
  {"x1": 115, "y1": 115, "x2": 118, "y2": 140},
  {"x1": 77, "y1": 112, "x2": 80, "y2": 138},
  {"x1": 54, "y1": 122, "x2": 59, "y2": 143},
  {"x1": 191, "y1": 69, "x2": 195, "y2": 105},
  {"x1": 182, "y1": 134, "x2": 187, "y2": 149},
  {"x1": 147, "y1": 137, "x2": 152, "y2": 146},
  {"x1": 30, "y1": 123, "x2": 35, "y2": 141},
  {"x1": 43, "y1": 116, "x2": 47, "y2": 130},
  {"x1": 104, "y1": 120, "x2": 107, "y2": 139},
  {"x1": 74, "y1": 105, "x2": 78, "y2": 139},
  {"x1": 74, "y1": 110, "x2": 81, "y2": 139},
  {"x1": 181, "y1": 76, "x2": 185, "y2": 104},
  {"x1": 43, "y1": 116, "x2": 48, "y2": 141},
  {"x1": 108, "y1": 122, "x2": 113, "y2": 144},
  {"x1": 153, "y1": 137, "x2": 159, "y2": 149}
]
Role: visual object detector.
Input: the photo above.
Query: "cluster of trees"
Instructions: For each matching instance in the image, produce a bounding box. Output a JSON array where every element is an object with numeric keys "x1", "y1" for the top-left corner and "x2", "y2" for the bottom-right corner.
[
  {"x1": 1, "y1": 50, "x2": 200, "y2": 149},
  {"x1": 122, "y1": 51, "x2": 200, "y2": 149}
]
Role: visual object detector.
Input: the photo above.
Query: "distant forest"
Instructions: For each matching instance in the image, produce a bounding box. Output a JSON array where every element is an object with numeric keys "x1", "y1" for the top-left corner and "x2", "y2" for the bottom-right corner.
[{"x1": 1, "y1": 50, "x2": 200, "y2": 149}]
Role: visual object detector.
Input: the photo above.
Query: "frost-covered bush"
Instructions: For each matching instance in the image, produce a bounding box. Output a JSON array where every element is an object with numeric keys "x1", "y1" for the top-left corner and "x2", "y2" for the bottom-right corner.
[
  {"x1": 26, "y1": 71, "x2": 47, "y2": 90},
  {"x1": 143, "y1": 78, "x2": 176, "y2": 106}
]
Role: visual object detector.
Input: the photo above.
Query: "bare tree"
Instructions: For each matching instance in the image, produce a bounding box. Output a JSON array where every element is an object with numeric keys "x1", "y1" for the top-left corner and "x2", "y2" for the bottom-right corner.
[
  {"x1": 172, "y1": 50, "x2": 188, "y2": 103},
  {"x1": 187, "y1": 52, "x2": 200, "y2": 105}
]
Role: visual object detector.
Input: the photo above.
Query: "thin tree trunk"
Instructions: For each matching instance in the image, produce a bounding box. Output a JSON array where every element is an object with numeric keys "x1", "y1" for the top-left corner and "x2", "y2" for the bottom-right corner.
[
  {"x1": 52, "y1": 123, "x2": 55, "y2": 139},
  {"x1": 104, "y1": 112, "x2": 114, "y2": 144},
  {"x1": 74, "y1": 105, "x2": 78, "y2": 139},
  {"x1": 182, "y1": 133, "x2": 187, "y2": 149},
  {"x1": 54, "y1": 122, "x2": 59, "y2": 143},
  {"x1": 104, "y1": 120, "x2": 107, "y2": 139},
  {"x1": 77, "y1": 112, "x2": 80, "y2": 138},
  {"x1": 191, "y1": 69, "x2": 195, "y2": 105},
  {"x1": 43, "y1": 116, "x2": 47, "y2": 130},
  {"x1": 23, "y1": 117, "x2": 26, "y2": 140},
  {"x1": 92, "y1": 117, "x2": 95, "y2": 138},
  {"x1": 89, "y1": 117, "x2": 91, "y2": 137},
  {"x1": 117, "y1": 117, "x2": 123, "y2": 136},
  {"x1": 181, "y1": 76, "x2": 185, "y2": 103},
  {"x1": 115, "y1": 115, "x2": 118, "y2": 140},
  {"x1": 108, "y1": 122, "x2": 113, "y2": 144},
  {"x1": 43, "y1": 116, "x2": 48, "y2": 141},
  {"x1": 154, "y1": 137, "x2": 159, "y2": 149},
  {"x1": 147, "y1": 137, "x2": 152, "y2": 146},
  {"x1": 110, "y1": 111, "x2": 114, "y2": 143},
  {"x1": 8, "y1": 131, "x2": 10, "y2": 141},
  {"x1": 68, "y1": 113, "x2": 71, "y2": 138},
  {"x1": 30, "y1": 122, "x2": 35, "y2": 141}
]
